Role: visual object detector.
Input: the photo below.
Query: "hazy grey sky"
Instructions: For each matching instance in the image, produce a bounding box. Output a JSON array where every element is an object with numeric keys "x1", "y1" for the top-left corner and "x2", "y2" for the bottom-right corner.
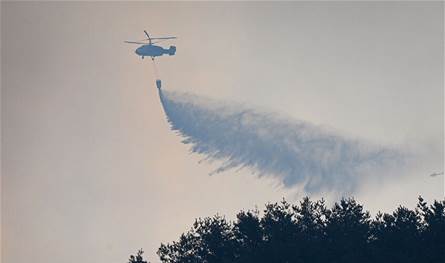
[{"x1": 2, "y1": 2, "x2": 443, "y2": 263}]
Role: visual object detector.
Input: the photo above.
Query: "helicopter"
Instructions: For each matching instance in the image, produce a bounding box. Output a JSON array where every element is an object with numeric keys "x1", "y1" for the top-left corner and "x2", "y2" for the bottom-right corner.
[
  {"x1": 125, "y1": 30, "x2": 177, "y2": 60},
  {"x1": 125, "y1": 30, "x2": 177, "y2": 89}
]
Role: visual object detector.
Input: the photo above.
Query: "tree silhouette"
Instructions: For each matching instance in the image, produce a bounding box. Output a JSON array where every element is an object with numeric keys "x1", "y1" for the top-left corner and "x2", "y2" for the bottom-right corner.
[
  {"x1": 233, "y1": 209, "x2": 263, "y2": 263},
  {"x1": 158, "y1": 215, "x2": 236, "y2": 263},
  {"x1": 417, "y1": 196, "x2": 445, "y2": 263},
  {"x1": 293, "y1": 197, "x2": 327, "y2": 263},
  {"x1": 129, "y1": 249, "x2": 148, "y2": 263},
  {"x1": 371, "y1": 206, "x2": 421, "y2": 262},
  {"x1": 324, "y1": 198, "x2": 371, "y2": 263},
  {"x1": 150, "y1": 196, "x2": 445, "y2": 263}
]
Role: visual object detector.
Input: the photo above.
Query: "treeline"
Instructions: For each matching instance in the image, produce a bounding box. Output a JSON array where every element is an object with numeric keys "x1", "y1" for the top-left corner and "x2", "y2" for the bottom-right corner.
[{"x1": 129, "y1": 196, "x2": 445, "y2": 263}]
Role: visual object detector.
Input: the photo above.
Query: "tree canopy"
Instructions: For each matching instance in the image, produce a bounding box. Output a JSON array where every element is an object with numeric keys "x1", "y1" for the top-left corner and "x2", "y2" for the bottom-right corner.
[{"x1": 154, "y1": 196, "x2": 444, "y2": 263}]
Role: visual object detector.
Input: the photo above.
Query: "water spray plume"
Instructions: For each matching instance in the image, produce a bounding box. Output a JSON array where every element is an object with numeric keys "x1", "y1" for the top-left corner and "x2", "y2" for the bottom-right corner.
[{"x1": 159, "y1": 90, "x2": 405, "y2": 194}]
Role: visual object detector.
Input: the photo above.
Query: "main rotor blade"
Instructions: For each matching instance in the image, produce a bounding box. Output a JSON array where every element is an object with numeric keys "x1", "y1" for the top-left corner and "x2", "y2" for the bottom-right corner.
[
  {"x1": 124, "y1": 41, "x2": 147, "y2": 44},
  {"x1": 150, "y1": 37, "x2": 177, "y2": 40},
  {"x1": 144, "y1": 30, "x2": 150, "y2": 39},
  {"x1": 137, "y1": 36, "x2": 177, "y2": 42},
  {"x1": 151, "y1": 39, "x2": 171, "y2": 44}
]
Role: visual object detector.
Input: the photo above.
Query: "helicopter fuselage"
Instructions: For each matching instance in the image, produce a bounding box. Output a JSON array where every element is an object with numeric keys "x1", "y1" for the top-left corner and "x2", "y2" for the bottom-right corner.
[{"x1": 135, "y1": 44, "x2": 176, "y2": 59}]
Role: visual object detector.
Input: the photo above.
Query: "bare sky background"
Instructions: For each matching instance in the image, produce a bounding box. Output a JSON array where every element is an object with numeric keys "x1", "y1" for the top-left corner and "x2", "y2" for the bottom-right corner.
[{"x1": 2, "y1": 2, "x2": 444, "y2": 263}]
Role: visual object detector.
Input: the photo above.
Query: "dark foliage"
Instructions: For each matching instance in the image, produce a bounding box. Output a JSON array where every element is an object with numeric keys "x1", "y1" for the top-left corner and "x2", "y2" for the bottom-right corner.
[
  {"x1": 129, "y1": 249, "x2": 148, "y2": 263},
  {"x1": 156, "y1": 196, "x2": 445, "y2": 263}
]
